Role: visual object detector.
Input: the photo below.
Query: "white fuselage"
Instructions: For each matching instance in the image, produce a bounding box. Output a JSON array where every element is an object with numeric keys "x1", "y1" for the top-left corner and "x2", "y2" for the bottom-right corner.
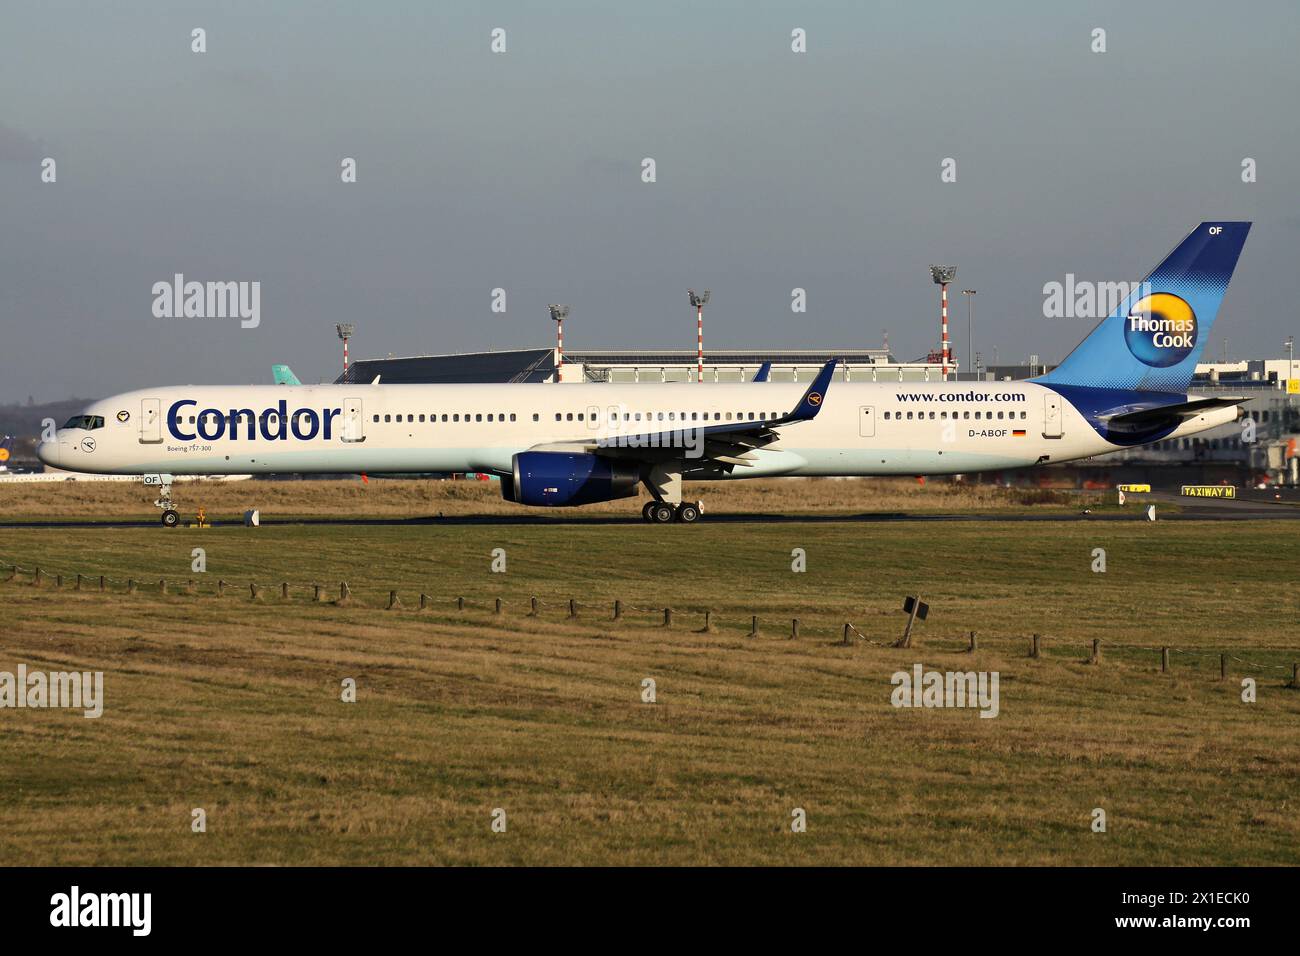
[{"x1": 38, "y1": 380, "x2": 1237, "y2": 479}]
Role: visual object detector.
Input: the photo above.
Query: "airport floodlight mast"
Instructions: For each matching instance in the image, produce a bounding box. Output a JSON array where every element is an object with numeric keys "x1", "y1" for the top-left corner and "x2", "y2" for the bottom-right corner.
[
  {"x1": 548, "y1": 305, "x2": 569, "y2": 379},
  {"x1": 962, "y1": 289, "x2": 976, "y2": 381},
  {"x1": 1287, "y1": 335, "x2": 1295, "y2": 383},
  {"x1": 688, "y1": 289, "x2": 710, "y2": 383},
  {"x1": 335, "y1": 323, "x2": 355, "y2": 377},
  {"x1": 929, "y1": 266, "x2": 956, "y2": 379}
]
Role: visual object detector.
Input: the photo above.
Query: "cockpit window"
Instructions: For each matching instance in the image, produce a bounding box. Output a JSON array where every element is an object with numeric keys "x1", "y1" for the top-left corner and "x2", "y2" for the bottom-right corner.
[{"x1": 62, "y1": 415, "x2": 105, "y2": 431}]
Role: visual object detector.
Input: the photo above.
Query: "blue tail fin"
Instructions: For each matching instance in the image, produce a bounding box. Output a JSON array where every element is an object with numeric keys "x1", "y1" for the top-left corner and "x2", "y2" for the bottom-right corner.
[
  {"x1": 0, "y1": 435, "x2": 13, "y2": 469},
  {"x1": 1036, "y1": 222, "x2": 1250, "y2": 393}
]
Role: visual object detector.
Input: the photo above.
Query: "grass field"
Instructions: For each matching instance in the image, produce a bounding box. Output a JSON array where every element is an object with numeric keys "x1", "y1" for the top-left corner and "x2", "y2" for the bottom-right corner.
[{"x1": 1, "y1": 482, "x2": 1298, "y2": 865}]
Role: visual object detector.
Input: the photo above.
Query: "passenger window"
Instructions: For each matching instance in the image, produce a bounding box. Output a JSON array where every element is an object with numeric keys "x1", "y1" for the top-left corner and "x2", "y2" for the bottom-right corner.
[
  {"x1": 475, "y1": 414, "x2": 482, "y2": 422},
  {"x1": 555, "y1": 413, "x2": 561, "y2": 422},
  {"x1": 372, "y1": 415, "x2": 379, "y2": 423},
  {"x1": 510, "y1": 413, "x2": 516, "y2": 422},
  {"x1": 441, "y1": 414, "x2": 448, "y2": 422},
  {"x1": 577, "y1": 413, "x2": 583, "y2": 421},
  {"x1": 532, "y1": 413, "x2": 538, "y2": 422},
  {"x1": 566, "y1": 413, "x2": 574, "y2": 421},
  {"x1": 384, "y1": 414, "x2": 391, "y2": 423}
]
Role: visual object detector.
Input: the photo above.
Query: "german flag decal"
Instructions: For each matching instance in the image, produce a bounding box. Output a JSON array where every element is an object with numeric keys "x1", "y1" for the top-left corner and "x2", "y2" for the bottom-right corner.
[{"x1": 1012, "y1": 429, "x2": 1026, "y2": 437}]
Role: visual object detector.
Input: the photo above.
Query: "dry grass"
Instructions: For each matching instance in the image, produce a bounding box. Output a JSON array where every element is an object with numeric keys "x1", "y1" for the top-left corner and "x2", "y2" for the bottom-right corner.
[
  {"x1": 0, "y1": 476, "x2": 1102, "y2": 521},
  {"x1": 0, "y1": 518, "x2": 1297, "y2": 866}
]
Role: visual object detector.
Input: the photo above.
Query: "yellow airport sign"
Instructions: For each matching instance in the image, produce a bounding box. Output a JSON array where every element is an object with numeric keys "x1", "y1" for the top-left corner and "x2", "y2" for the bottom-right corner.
[
  {"x1": 1287, "y1": 379, "x2": 1299, "y2": 394},
  {"x1": 1117, "y1": 483, "x2": 1150, "y2": 493},
  {"x1": 1181, "y1": 485, "x2": 1236, "y2": 499}
]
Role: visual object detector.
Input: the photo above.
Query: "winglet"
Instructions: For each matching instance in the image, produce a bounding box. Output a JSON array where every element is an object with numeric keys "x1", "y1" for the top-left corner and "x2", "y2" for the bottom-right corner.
[
  {"x1": 788, "y1": 359, "x2": 836, "y2": 421},
  {"x1": 752, "y1": 362, "x2": 772, "y2": 383}
]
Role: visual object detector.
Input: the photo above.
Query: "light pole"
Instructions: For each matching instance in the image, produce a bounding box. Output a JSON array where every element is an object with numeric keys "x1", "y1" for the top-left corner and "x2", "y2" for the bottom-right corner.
[
  {"x1": 961, "y1": 290, "x2": 976, "y2": 381},
  {"x1": 930, "y1": 266, "x2": 957, "y2": 380},
  {"x1": 1287, "y1": 335, "x2": 1295, "y2": 384},
  {"x1": 548, "y1": 305, "x2": 569, "y2": 381},
  {"x1": 335, "y1": 323, "x2": 355, "y2": 378},
  {"x1": 688, "y1": 289, "x2": 710, "y2": 383}
]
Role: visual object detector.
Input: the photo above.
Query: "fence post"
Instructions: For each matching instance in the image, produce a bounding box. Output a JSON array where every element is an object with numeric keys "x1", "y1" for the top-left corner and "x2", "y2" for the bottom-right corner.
[
  {"x1": 613, "y1": 599, "x2": 622, "y2": 621},
  {"x1": 313, "y1": 583, "x2": 322, "y2": 602},
  {"x1": 494, "y1": 598, "x2": 503, "y2": 616},
  {"x1": 127, "y1": 579, "x2": 136, "y2": 594},
  {"x1": 217, "y1": 579, "x2": 226, "y2": 597},
  {"x1": 662, "y1": 607, "x2": 672, "y2": 627},
  {"x1": 1089, "y1": 639, "x2": 1100, "y2": 664},
  {"x1": 749, "y1": 616, "x2": 759, "y2": 638},
  {"x1": 34, "y1": 568, "x2": 43, "y2": 587},
  {"x1": 842, "y1": 623, "x2": 852, "y2": 646},
  {"x1": 159, "y1": 578, "x2": 166, "y2": 595},
  {"x1": 1031, "y1": 634, "x2": 1041, "y2": 658},
  {"x1": 387, "y1": 590, "x2": 401, "y2": 610},
  {"x1": 250, "y1": 583, "x2": 262, "y2": 601},
  {"x1": 1220, "y1": 654, "x2": 1227, "y2": 681},
  {"x1": 340, "y1": 582, "x2": 351, "y2": 603},
  {"x1": 1292, "y1": 663, "x2": 1299, "y2": 689},
  {"x1": 968, "y1": 631, "x2": 977, "y2": 653},
  {"x1": 529, "y1": 596, "x2": 539, "y2": 616},
  {"x1": 791, "y1": 618, "x2": 799, "y2": 640},
  {"x1": 75, "y1": 573, "x2": 83, "y2": 591},
  {"x1": 568, "y1": 598, "x2": 577, "y2": 618},
  {"x1": 1161, "y1": 647, "x2": 1169, "y2": 673},
  {"x1": 186, "y1": 579, "x2": 196, "y2": 595},
  {"x1": 55, "y1": 574, "x2": 63, "y2": 588},
  {"x1": 457, "y1": 596, "x2": 465, "y2": 611},
  {"x1": 99, "y1": 575, "x2": 106, "y2": 592},
  {"x1": 701, "y1": 610, "x2": 712, "y2": 632},
  {"x1": 281, "y1": 582, "x2": 289, "y2": 599},
  {"x1": 420, "y1": 593, "x2": 429, "y2": 610}
]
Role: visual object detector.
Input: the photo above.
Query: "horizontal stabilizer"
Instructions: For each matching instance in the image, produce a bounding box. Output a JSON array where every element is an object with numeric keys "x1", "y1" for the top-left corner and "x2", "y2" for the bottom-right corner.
[{"x1": 1097, "y1": 395, "x2": 1245, "y2": 428}]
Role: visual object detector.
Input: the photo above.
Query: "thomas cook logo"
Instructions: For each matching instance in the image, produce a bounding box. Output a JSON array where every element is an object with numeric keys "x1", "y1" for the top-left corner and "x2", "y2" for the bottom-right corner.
[
  {"x1": 1124, "y1": 292, "x2": 1197, "y2": 368},
  {"x1": 807, "y1": 392, "x2": 823, "y2": 406}
]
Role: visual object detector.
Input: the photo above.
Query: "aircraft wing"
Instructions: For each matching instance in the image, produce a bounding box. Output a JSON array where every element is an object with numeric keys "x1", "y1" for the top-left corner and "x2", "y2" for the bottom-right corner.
[{"x1": 524, "y1": 359, "x2": 837, "y2": 467}]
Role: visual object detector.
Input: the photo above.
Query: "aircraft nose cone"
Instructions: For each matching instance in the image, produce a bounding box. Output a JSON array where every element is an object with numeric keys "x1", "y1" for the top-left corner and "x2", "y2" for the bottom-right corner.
[{"x1": 36, "y1": 438, "x2": 59, "y2": 468}]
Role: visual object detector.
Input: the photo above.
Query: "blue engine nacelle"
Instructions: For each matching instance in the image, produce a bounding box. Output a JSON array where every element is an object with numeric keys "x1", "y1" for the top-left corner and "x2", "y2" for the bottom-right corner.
[{"x1": 504, "y1": 452, "x2": 641, "y2": 507}]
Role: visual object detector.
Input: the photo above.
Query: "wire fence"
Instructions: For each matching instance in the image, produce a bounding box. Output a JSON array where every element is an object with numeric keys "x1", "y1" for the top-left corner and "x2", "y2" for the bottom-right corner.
[{"x1": 4, "y1": 558, "x2": 1298, "y2": 683}]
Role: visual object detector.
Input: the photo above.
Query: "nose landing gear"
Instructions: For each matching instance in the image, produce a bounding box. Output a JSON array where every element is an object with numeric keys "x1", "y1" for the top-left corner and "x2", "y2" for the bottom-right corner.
[{"x1": 144, "y1": 473, "x2": 180, "y2": 528}]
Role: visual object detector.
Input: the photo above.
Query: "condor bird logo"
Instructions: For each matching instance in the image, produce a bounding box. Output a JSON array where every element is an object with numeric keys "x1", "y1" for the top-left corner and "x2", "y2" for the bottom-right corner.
[
  {"x1": 807, "y1": 392, "x2": 823, "y2": 406},
  {"x1": 1124, "y1": 292, "x2": 1197, "y2": 368},
  {"x1": 116, "y1": 410, "x2": 130, "y2": 423}
]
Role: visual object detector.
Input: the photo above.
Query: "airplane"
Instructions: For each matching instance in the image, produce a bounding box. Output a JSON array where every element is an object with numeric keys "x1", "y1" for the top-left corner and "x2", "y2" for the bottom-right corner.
[{"x1": 38, "y1": 222, "x2": 1250, "y2": 526}]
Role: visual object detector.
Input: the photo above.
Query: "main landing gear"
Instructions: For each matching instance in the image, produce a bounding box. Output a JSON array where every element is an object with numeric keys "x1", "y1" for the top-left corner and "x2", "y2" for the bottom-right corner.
[
  {"x1": 641, "y1": 500, "x2": 703, "y2": 524},
  {"x1": 641, "y1": 464, "x2": 701, "y2": 523}
]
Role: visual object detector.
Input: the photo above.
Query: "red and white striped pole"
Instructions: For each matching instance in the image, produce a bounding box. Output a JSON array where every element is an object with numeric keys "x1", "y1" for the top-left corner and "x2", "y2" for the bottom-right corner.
[
  {"x1": 549, "y1": 305, "x2": 569, "y2": 382},
  {"x1": 696, "y1": 303, "x2": 704, "y2": 383},
  {"x1": 940, "y1": 282, "x2": 950, "y2": 379},
  {"x1": 343, "y1": 337, "x2": 349, "y2": 374}
]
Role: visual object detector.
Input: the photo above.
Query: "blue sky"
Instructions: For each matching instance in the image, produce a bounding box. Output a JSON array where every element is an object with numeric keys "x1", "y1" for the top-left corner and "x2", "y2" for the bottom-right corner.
[{"x1": 2, "y1": 0, "x2": 1296, "y2": 400}]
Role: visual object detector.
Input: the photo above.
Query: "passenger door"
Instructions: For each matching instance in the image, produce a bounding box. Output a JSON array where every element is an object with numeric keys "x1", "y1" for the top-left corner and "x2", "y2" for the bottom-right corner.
[
  {"x1": 858, "y1": 405, "x2": 876, "y2": 437},
  {"x1": 1043, "y1": 394, "x2": 1063, "y2": 438},
  {"x1": 140, "y1": 398, "x2": 162, "y2": 443},
  {"x1": 340, "y1": 398, "x2": 366, "y2": 442}
]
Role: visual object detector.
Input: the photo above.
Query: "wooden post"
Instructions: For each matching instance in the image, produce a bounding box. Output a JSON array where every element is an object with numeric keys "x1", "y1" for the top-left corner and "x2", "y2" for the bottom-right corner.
[
  {"x1": 340, "y1": 582, "x2": 351, "y2": 602},
  {"x1": 158, "y1": 578, "x2": 166, "y2": 594},
  {"x1": 218, "y1": 579, "x2": 226, "y2": 596},
  {"x1": 494, "y1": 598, "x2": 503, "y2": 616},
  {"x1": 842, "y1": 623, "x2": 852, "y2": 646},
  {"x1": 1161, "y1": 647, "x2": 1169, "y2": 673},
  {"x1": 186, "y1": 579, "x2": 196, "y2": 594},
  {"x1": 33, "y1": 567, "x2": 43, "y2": 587},
  {"x1": 662, "y1": 607, "x2": 672, "y2": 627},
  {"x1": 529, "y1": 596, "x2": 539, "y2": 616},
  {"x1": 968, "y1": 631, "x2": 977, "y2": 652},
  {"x1": 1292, "y1": 663, "x2": 1299, "y2": 689},
  {"x1": 281, "y1": 582, "x2": 289, "y2": 599},
  {"x1": 457, "y1": 596, "x2": 465, "y2": 611},
  {"x1": 613, "y1": 599, "x2": 622, "y2": 621},
  {"x1": 1090, "y1": 639, "x2": 1100, "y2": 664},
  {"x1": 55, "y1": 574, "x2": 63, "y2": 588},
  {"x1": 99, "y1": 575, "x2": 106, "y2": 592},
  {"x1": 313, "y1": 583, "x2": 322, "y2": 602},
  {"x1": 1220, "y1": 654, "x2": 1227, "y2": 681},
  {"x1": 420, "y1": 593, "x2": 429, "y2": 610},
  {"x1": 899, "y1": 599, "x2": 920, "y2": 648},
  {"x1": 791, "y1": 618, "x2": 799, "y2": 640},
  {"x1": 387, "y1": 590, "x2": 401, "y2": 610},
  {"x1": 75, "y1": 573, "x2": 83, "y2": 590},
  {"x1": 1031, "y1": 634, "x2": 1041, "y2": 658},
  {"x1": 568, "y1": 598, "x2": 577, "y2": 618},
  {"x1": 749, "y1": 615, "x2": 759, "y2": 638},
  {"x1": 127, "y1": 579, "x2": 136, "y2": 594},
  {"x1": 701, "y1": 610, "x2": 712, "y2": 632},
  {"x1": 250, "y1": 583, "x2": 262, "y2": 600}
]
